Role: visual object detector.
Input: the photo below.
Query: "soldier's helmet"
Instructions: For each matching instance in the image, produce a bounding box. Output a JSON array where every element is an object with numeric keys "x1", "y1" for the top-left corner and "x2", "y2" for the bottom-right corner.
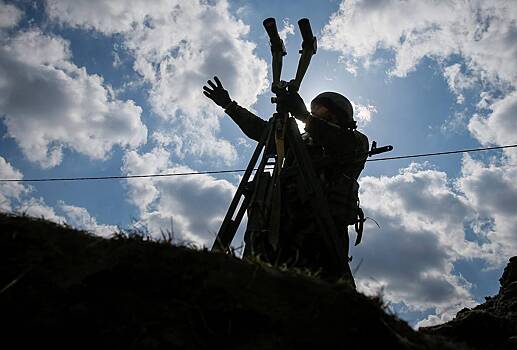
[{"x1": 311, "y1": 92, "x2": 356, "y2": 129}]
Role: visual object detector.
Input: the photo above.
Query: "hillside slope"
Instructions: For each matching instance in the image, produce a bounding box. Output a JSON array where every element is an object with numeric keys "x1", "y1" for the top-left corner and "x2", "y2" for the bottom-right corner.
[
  {"x1": 0, "y1": 213, "x2": 505, "y2": 349},
  {"x1": 421, "y1": 256, "x2": 517, "y2": 349}
]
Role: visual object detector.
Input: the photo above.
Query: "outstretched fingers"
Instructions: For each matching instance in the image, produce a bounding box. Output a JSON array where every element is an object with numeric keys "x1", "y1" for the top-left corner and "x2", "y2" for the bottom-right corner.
[
  {"x1": 203, "y1": 85, "x2": 215, "y2": 101},
  {"x1": 203, "y1": 85, "x2": 214, "y2": 93},
  {"x1": 214, "y1": 76, "x2": 223, "y2": 88},
  {"x1": 203, "y1": 76, "x2": 226, "y2": 103},
  {"x1": 207, "y1": 79, "x2": 217, "y2": 90}
]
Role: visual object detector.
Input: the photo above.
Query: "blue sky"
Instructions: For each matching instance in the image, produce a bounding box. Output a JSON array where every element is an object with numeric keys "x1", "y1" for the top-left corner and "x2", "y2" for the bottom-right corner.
[{"x1": 1, "y1": 0, "x2": 516, "y2": 328}]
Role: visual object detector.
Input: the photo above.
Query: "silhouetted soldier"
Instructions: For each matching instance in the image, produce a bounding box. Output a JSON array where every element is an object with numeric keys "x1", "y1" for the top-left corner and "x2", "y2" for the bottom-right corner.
[{"x1": 204, "y1": 76, "x2": 369, "y2": 282}]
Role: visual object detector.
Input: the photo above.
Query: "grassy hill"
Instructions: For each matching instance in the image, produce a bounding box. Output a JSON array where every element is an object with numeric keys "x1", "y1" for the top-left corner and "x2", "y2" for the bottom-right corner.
[{"x1": 0, "y1": 213, "x2": 513, "y2": 349}]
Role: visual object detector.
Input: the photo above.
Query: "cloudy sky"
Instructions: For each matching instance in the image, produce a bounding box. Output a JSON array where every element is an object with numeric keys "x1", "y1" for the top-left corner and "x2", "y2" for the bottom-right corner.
[{"x1": 1, "y1": 0, "x2": 516, "y2": 328}]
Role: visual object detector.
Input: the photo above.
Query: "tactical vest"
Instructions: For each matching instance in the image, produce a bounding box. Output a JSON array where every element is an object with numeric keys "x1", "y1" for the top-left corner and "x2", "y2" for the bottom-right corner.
[{"x1": 298, "y1": 128, "x2": 369, "y2": 246}]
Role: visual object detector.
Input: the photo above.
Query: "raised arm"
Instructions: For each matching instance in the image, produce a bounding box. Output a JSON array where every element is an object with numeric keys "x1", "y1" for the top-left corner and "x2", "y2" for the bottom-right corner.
[{"x1": 203, "y1": 76, "x2": 267, "y2": 142}]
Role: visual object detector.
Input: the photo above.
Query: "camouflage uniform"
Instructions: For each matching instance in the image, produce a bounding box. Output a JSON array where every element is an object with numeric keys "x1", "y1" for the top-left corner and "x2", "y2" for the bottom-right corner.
[{"x1": 225, "y1": 101, "x2": 369, "y2": 278}]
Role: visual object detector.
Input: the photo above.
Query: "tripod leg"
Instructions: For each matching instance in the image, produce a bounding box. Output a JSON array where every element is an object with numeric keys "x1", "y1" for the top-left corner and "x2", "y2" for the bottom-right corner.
[
  {"x1": 243, "y1": 116, "x2": 283, "y2": 258},
  {"x1": 211, "y1": 128, "x2": 268, "y2": 252},
  {"x1": 243, "y1": 171, "x2": 272, "y2": 258},
  {"x1": 212, "y1": 118, "x2": 277, "y2": 253}
]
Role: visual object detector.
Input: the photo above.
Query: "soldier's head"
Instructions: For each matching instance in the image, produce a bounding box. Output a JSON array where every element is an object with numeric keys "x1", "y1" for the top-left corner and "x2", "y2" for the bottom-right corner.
[{"x1": 311, "y1": 92, "x2": 356, "y2": 129}]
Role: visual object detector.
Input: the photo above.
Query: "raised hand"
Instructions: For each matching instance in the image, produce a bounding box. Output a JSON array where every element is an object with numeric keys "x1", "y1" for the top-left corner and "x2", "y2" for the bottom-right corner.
[{"x1": 203, "y1": 76, "x2": 232, "y2": 108}]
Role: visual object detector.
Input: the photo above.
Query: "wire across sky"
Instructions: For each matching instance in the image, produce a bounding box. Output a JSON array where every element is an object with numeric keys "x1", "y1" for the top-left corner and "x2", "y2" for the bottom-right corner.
[{"x1": 1, "y1": 144, "x2": 515, "y2": 183}]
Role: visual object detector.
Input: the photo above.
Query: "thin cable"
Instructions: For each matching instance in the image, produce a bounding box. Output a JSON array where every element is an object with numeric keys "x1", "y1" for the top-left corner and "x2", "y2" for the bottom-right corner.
[
  {"x1": 0, "y1": 169, "x2": 249, "y2": 182},
  {"x1": 366, "y1": 144, "x2": 517, "y2": 162},
  {"x1": 1, "y1": 144, "x2": 515, "y2": 182}
]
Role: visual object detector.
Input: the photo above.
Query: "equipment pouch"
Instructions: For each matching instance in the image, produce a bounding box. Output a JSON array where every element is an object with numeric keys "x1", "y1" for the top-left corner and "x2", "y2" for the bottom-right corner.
[{"x1": 326, "y1": 175, "x2": 359, "y2": 225}]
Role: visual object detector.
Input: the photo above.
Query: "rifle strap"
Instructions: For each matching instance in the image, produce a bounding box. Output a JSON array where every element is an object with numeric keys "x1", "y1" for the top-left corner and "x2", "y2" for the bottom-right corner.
[
  {"x1": 354, "y1": 207, "x2": 365, "y2": 246},
  {"x1": 268, "y1": 116, "x2": 287, "y2": 250}
]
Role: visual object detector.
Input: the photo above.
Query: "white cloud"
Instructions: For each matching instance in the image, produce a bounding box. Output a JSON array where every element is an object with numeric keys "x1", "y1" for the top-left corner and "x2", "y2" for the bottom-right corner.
[
  {"x1": 278, "y1": 18, "x2": 295, "y2": 43},
  {"x1": 442, "y1": 63, "x2": 477, "y2": 104},
  {"x1": 321, "y1": 0, "x2": 517, "y2": 85},
  {"x1": 440, "y1": 110, "x2": 469, "y2": 134},
  {"x1": 355, "y1": 163, "x2": 481, "y2": 326},
  {"x1": 13, "y1": 196, "x2": 119, "y2": 238},
  {"x1": 0, "y1": 1, "x2": 22, "y2": 29},
  {"x1": 46, "y1": 0, "x2": 170, "y2": 34},
  {"x1": 0, "y1": 157, "x2": 59, "y2": 219},
  {"x1": 321, "y1": 0, "x2": 517, "y2": 148},
  {"x1": 112, "y1": 50, "x2": 122, "y2": 68},
  {"x1": 0, "y1": 29, "x2": 148, "y2": 168},
  {"x1": 14, "y1": 196, "x2": 119, "y2": 237},
  {"x1": 235, "y1": 5, "x2": 251, "y2": 19},
  {"x1": 0, "y1": 156, "x2": 28, "y2": 211},
  {"x1": 122, "y1": 147, "x2": 237, "y2": 246},
  {"x1": 46, "y1": 0, "x2": 269, "y2": 164},
  {"x1": 0, "y1": 156, "x2": 119, "y2": 236},
  {"x1": 476, "y1": 91, "x2": 494, "y2": 110},
  {"x1": 321, "y1": 0, "x2": 517, "y2": 146},
  {"x1": 468, "y1": 91, "x2": 517, "y2": 149},
  {"x1": 122, "y1": 147, "x2": 170, "y2": 213},
  {"x1": 17, "y1": 197, "x2": 65, "y2": 223},
  {"x1": 456, "y1": 155, "x2": 517, "y2": 265},
  {"x1": 360, "y1": 164, "x2": 479, "y2": 255},
  {"x1": 354, "y1": 155, "x2": 517, "y2": 326},
  {"x1": 14, "y1": 197, "x2": 118, "y2": 237},
  {"x1": 59, "y1": 201, "x2": 118, "y2": 237},
  {"x1": 352, "y1": 101, "x2": 377, "y2": 125}
]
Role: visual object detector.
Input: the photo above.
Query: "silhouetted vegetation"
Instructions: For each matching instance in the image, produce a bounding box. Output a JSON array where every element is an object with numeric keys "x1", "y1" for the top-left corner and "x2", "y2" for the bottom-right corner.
[{"x1": 1, "y1": 213, "x2": 513, "y2": 349}]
